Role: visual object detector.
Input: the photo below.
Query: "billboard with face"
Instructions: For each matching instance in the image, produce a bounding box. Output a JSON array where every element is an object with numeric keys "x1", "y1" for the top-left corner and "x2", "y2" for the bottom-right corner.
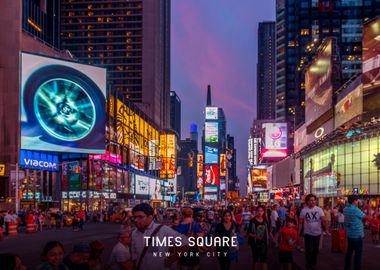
[
  {"x1": 305, "y1": 39, "x2": 333, "y2": 125},
  {"x1": 204, "y1": 165, "x2": 219, "y2": 186},
  {"x1": 21, "y1": 52, "x2": 106, "y2": 153},
  {"x1": 261, "y1": 123, "x2": 287, "y2": 158},
  {"x1": 362, "y1": 18, "x2": 380, "y2": 119},
  {"x1": 205, "y1": 122, "x2": 218, "y2": 143}
]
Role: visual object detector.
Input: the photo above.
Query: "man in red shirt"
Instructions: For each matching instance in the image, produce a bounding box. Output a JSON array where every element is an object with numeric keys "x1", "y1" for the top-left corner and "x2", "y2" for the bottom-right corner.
[
  {"x1": 78, "y1": 209, "x2": 85, "y2": 231},
  {"x1": 278, "y1": 217, "x2": 298, "y2": 270},
  {"x1": 370, "y1": 214, "x2": 380, "y2": 245}
]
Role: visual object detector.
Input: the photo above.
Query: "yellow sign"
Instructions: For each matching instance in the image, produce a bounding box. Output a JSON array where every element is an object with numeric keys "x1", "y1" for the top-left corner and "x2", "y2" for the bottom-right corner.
[
  {"x1": 0, "y1": 164, "x2": 5, "y2": 176},
  {"x1": 197, "y1": 154, "x2": 203, "y2": 177},
  {"x1": 159, "y1": 134, "x2": 176, "y2": 179},
  {"x1": 220, "y1": 154, "x2": 226, "y2": 177},
  {"x1": 109, "y1": 97, "x2": 160, "y2": 165}
]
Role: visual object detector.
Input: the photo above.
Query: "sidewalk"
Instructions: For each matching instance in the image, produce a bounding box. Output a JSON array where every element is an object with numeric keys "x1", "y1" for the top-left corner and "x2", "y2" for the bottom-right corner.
[{"x1": 292, "y1": 232, "x2": 378, "y2": 270}]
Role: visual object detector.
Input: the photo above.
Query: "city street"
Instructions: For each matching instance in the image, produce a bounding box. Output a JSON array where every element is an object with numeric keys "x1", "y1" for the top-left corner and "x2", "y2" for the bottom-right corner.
[{"x1": 1, "y1": 223, "x2": 379, "y2": 270}]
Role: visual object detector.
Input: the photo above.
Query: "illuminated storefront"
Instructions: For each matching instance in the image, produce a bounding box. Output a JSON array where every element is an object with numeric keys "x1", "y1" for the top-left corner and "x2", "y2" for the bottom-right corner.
[{"x1": 303, "y1": 136, "x2": 380, "y2": 200}]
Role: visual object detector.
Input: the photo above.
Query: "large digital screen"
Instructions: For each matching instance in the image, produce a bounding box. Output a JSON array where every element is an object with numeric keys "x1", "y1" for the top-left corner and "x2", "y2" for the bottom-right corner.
[
  {"x1": 20, "y1": 150, "x2": 58, "y2": 171},
  {"x1": 149, "y1": 179, "x2": 163, "y2": 200},
  {"x1": 159, "y1": 134, "x2": 176, "y2": 179},
  {"x1": 250, "y1": 167, "x2": 268, "y2": 188},
  {"x1": 21, "y1": 52, "x2": 106, "y2": 153},
  {"x1": 205, "y1": 122, "x2": 218, "y2": 143},
  {"x1": 220, "y1": 154, "x2": 226, "y2": 177},
  {"x1": 205, "y1": 146, "x2": 218, "y2": 164},
  {"x1": 204, "y1": 164, "x2": 219, "y2": 186},
  {"x1": 335, "y1": 77, "x2": 363, "y2": 128},
  {"x1": 135, "y1": 174, "x2": 150, "y2": 195},
  {"x1": 197, "y1": 154, "x2": 203, "y2": 177},
  {"x1": 305, "y1": 39, "x2": 333, "y2": 125},
  {"x1": 205, "y1": 107, "x2": 218, "y2": 120},
  {"x1": 362, "y1": 18, "x2": 380, "y2": 120},
  {"x1": 261, "y1": 123, "x2": 287, "y2": 158}
]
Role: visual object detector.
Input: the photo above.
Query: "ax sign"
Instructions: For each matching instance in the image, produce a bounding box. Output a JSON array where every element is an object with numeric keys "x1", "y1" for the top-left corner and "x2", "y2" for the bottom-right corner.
[{"x1": 0, "y1": 164, "x2": 5, "y2": 176}]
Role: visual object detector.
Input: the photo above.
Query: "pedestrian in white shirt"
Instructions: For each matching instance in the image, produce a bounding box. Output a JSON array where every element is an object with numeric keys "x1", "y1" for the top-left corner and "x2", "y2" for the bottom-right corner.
[
  {"x1": 110, "y1": 227, "x2": 133, "y2": 270},
  {"x1": 130, "y1": 203, "x2": 188, "y2": 270}
]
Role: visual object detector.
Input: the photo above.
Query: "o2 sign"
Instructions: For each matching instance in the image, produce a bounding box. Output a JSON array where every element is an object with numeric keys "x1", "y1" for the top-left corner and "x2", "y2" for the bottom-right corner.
[{"x1": 314, "y1": 127, "x2": 325, "y2": 139}]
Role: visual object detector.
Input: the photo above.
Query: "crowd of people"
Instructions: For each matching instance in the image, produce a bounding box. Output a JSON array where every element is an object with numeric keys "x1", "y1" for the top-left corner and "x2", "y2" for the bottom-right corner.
[{"x1": 0, "y1": 194, "x2": 378, "y2": 270}]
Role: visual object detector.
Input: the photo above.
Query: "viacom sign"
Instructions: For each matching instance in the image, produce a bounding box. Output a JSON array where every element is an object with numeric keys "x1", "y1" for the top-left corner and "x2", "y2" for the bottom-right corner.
[{"x1": 20, "y1": 150, "x2": 58, "y2": 171}]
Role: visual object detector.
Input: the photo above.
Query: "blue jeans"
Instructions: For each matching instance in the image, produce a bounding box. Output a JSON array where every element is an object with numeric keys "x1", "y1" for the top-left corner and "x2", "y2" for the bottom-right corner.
[{"x1": 344, "y1": 237, "x2": 363, "y2": 270}]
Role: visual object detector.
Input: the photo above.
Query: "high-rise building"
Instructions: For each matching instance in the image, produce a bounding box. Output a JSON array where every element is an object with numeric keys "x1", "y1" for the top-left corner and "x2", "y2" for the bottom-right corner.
[
  {"x1": 275, "y1": 0, "x2": 380, "y2": 149},
  {"x1": 257, "y1": 21, "x2": 276, "y2": 120},
  {"x1": 170, "y1": 91, "x2": 181, "y2": 138},
  {"x1": 226, "y1": 134, "x2": 238, "y2": 192},
  {"x1": 60, "y1": 0, "x2": 171, "y2": 129},
  {"x1": 22, "y1": 0, "x2": 60, "y2": 48},
  {"x1": 177, "y1": 138, "x2": 198, "y2": 200}
]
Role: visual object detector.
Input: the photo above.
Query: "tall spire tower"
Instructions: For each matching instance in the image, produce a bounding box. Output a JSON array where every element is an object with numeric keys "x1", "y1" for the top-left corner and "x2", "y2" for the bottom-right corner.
[{"x1": 206, "y1": 85, "x2": 212, "y2": 106}]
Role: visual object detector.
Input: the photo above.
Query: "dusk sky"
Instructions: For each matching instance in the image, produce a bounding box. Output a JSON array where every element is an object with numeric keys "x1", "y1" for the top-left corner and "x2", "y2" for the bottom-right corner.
[{"x1": 171, "y1": 0, "x2": 275, "y2": 190}]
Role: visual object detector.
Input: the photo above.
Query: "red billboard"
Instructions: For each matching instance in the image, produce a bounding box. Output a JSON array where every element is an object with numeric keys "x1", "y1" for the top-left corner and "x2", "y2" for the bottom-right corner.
[
  {"x1": 362, "y1": 17, "x2": 380, "y2": 119},
  {"x1": 305, "y1": 38, "x2": 333, "y2": 125},
  {"x1": 204, "y1": 165, "x2": 219, "y2": 186}
]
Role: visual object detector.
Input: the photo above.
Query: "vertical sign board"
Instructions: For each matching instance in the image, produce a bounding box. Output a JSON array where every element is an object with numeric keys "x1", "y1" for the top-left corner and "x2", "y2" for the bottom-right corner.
[{"x1": 159, "y1": 134, "x2": 176, "y2": 179}]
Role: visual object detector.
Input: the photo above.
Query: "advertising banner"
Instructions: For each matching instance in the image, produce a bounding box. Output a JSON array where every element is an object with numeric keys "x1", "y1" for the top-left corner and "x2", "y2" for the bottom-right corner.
[
  {"x1": 149, "y1": 179, "x2": 163, "y2": 200},
  {"x1": 204, "y1": 164, "x2": 219, "y2": 186},
  {"x1": 335, "y1": 80, "x2": 363, "y2": 128},
  {"x1": 89, "y1": 150, "x2": 122, "y2": 164},
  {"x1": 205, "y1": 107, "x2": 218, "y2": 120},
  {"x1": 149, "y1": 140, "x2": 158, "y2": 170},
  {"x1": 205, "y1": 122, "x2": 218, "y2": 143},
  {"x1": 362, "y1": 18, "x2": 380, "y2": 119},
  {"x1": 220, "y1": 154, "x2": 226, "y2": 177},
  {"x1": 203, "y1": 194, "x2": 218, "y2": 201},
  {"x1": 197, "y1": 154, "x2": 203, "y2": 177},
  {"x1": 21, "y1": 53, "x2": 106, "y2": 153},
  {"x1": 135, "y1": 174, "x2": 150, "y2": 195},
  {"x1": 205, "y1": 146, "x2": 218, "y2": 164},
  {"x1": 261, "y1": 123, "x2": 287, "y2": 158},
  {"x1": 197, "y1": 177, "x2": 203, "y2": 190},
  {"x1": 294, "y1": 124, "x2": 307, "y2": 153},
  {"x1": 110, "y1": 97, "x2": 160, "y2": 159},
  {"x1": 20, "y1": 150, "x2": 58, "y2": 171},
  {"x1": 250, "y1": 167, "x2": 268, "y2": 188},
  {"x1": 159, "y1": 134, "x2": 176, "y2": 179},
  {"x1": 305, "y1": 39, "x2": 333, "y2": 125}
]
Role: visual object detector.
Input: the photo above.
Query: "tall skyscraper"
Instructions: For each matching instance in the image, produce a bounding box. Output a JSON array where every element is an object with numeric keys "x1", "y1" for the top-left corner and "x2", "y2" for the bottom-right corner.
[
  {"x1": 257, "y1": 21, "x2": 276, "y2": 120},
  {"x1": 170, "y1": 91, "x2": 181, "y2": 138},
  {"x1": 22, "y1": 0, "x2": 60, "y2": 48},
  {"x1": 275, "y1": 0, "x2": 380, "y2": 149},
  {"x1": 60, "y1": 0, "x2": 171, "y2": 129}
]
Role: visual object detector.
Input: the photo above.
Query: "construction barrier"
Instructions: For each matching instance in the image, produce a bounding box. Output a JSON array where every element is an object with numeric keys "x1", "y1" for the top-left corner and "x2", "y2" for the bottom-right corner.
[
  {"x1": 26, "y1": 222, "x2": 35, "y2": 233},
  {"x1": 8, "y1": 222, "x2": 18, "y2": 236}
]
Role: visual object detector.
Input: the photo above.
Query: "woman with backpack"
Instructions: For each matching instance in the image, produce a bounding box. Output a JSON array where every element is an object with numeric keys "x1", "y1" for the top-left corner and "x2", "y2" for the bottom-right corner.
[{"x1": 175, "y1": 208, "x2": 203, "y2": 270}]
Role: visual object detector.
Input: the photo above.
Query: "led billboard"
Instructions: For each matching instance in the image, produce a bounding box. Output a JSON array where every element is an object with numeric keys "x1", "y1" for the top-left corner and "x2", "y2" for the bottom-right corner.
[
  {"x1": 205, "y1": 146, "x2": 218, "y2": 164},
  {"x1": 305, "y1": 39, "x2": 333, "y2": 125},
  {"x1": 204, "y1": 164, "x2": 219, "y2": 186},
  {"x1": 250, "y1": 167, "x2": 268, "y2": 188},
  {"x1": 159, "y1": 134, "x2": 176, "y2": 179},
  {"x1": 205, "y1": 122, "x2": 218, "y2": 143},
  {"x1": 362, "y1": 18, "x2": 380, "y2": 119},
  {"x1": 197, "y1": 154, "x2": 203, "y2": 177},
  {"x1": 335, "y1": 78, "x2": 363, "y2": 128},
  {"x1": 149, "y1": 179, "x2": 163, "y2": 200},
  {"x1": 261, "y1": 123, "x2": 287, "y2": 158},
  {"x1": 135, "y1": 174, "x2": 150, "y2": 195},
  {"x1": 20, "y1": 150, "x2": 58, "y2": 171},
  {"x1": 21, "y1": 52, "x2": 106, "y2": 154},
  {"x1": 205, "y1": 107, "x2": 218, "y2": 120},
  {"x1": 220, "y1": 154, "x2": 226, "y2": 177}
]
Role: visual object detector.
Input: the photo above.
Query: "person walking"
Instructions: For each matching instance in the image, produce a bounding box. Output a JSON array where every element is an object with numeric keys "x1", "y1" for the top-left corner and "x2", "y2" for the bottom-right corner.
[
  {"x1": 299, "y1": 194, "x2": 327, "y2": 270},
  {"x1": 247, "y1": 205, "x2": 269, "y2": 270},
  {"x1": 110, "y1": 230, "x2": 132, "y2": 270},
  {"x1": 130, "y1": 203, "x2": 188, "y2": 270},
  {"x1": 36, "y1": 241, "x2": 69, "y2": 270},
  {"x1": 270, "y1": 205, "x2": 280, "y2": 246},
  {"x1": 278, "y1": 201, "x2": 287, "y2": 227},
  {"x1": 214, "y1": 210, "x2": 237, "y2": 270},
  {"x1": 344, "y1": 195, "x2": 367, "y2": 270},
  {"x1": 278, "y1": 218, "x2": 298, "y2": 270}
]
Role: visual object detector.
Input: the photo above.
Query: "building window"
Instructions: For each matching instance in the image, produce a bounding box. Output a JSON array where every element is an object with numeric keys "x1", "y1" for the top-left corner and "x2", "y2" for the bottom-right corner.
[{"x1": 300, "y1": 29, "x2": 310, "y2": 35}]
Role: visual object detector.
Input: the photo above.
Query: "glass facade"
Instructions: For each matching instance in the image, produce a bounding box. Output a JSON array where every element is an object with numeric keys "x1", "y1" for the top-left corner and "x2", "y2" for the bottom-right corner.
[{"x1": 303, "y1": 136, "x2": 380, "y2": 197}]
